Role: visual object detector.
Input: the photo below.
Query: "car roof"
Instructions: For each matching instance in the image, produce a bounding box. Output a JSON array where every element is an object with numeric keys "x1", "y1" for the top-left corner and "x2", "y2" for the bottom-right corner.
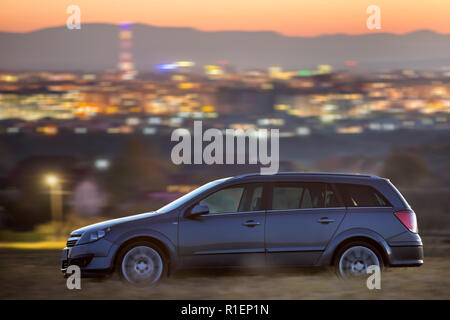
[{"x1": 230, "y1": 172, "x2": 381, "y2": 181}]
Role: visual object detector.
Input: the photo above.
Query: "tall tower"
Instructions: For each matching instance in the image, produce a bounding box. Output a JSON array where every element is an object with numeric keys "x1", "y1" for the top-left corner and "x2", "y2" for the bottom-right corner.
[{"x1": 118, "y1": 22, "x2": 137, "y2": 80}]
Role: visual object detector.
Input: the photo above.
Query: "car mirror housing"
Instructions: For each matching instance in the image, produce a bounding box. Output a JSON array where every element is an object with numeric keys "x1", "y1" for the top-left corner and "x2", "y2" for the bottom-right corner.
[{"x1": 187, "y1": 204, "x2": 209, "y2": 218}]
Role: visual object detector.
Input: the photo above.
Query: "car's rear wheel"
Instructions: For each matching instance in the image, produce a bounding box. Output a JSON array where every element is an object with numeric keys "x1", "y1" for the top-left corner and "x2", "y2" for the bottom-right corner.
[
  {"x1": 117, "y1": 241, "x2": 166, "y2": 285},
  {"x1": 334, "y1": 241, "x2": 384, "y2": 279}
]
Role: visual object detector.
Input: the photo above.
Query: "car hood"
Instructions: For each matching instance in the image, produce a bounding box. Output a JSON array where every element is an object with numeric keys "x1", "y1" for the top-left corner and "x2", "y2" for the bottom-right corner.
[{"x1": 71, "y1": 211, "x2": 162, "y2": 235}]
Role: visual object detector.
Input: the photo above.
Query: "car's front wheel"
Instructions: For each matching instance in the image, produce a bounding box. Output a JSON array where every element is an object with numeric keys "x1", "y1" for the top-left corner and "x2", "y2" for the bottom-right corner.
[
  {"x1": 334, "y1": 242, "x2": 384, "y2": 279},
  {"x1": 117, "y1": 241, "x2": 166, "y2": 285}
]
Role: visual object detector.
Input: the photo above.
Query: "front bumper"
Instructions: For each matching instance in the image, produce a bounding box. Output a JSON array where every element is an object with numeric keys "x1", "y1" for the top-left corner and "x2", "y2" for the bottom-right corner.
[{"x1": 61, "y1": 238, "x2": 117, "y2": 277}]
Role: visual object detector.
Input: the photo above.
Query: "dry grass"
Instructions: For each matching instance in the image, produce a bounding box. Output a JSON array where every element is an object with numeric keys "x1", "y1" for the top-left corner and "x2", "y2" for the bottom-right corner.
[{"x1": 1, "y1": 237, "x2": 449, "y2": 300}]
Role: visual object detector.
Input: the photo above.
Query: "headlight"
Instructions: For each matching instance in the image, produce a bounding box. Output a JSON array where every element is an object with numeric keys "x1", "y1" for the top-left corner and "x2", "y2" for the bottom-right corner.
[
  {"x1": 80, "y1": 227, "x2": 111, "y2": 244},
  {"x1": 89, "y1": 229, "x2": 106, "y2": 242}
]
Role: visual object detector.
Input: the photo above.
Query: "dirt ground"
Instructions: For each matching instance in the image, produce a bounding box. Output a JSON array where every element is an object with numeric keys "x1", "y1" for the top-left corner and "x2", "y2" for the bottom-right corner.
[{"x1": 1, "y1": 235, "x2": 449, "y2": 300}]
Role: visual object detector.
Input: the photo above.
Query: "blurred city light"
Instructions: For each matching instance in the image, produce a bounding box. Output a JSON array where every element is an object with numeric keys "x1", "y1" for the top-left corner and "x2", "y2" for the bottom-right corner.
[
  {"x1": 175, "y1": 61, "x2": 195, "y2": 67},
  {"x1": 95, "y1": 159, "x2": 110, "y2": 170},
  {"x1": 156, "y1": 63, "x2": 178, "y2": 72},
  {"x1": 45, "y1": 174, "x2": 59, "y2": 186}
]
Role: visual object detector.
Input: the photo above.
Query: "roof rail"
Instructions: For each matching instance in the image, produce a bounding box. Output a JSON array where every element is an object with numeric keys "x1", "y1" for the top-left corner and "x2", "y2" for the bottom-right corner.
[{"x1": 231, "y1": 172, "x2": 379, "y2": 179}]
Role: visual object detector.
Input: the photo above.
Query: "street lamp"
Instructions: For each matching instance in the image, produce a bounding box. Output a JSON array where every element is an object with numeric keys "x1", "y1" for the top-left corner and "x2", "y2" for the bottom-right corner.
[
  {"x1": 45, "y1": 175, "x2": 59, "y2": 186},
  {"x1": 45, "y1": 174, "x2": 63, "y2": 236}
]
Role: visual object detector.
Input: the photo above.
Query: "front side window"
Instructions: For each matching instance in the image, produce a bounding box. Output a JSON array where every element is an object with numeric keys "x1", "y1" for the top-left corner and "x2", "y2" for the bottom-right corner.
[
  {"x1": 157, "y1": 177, "x2": 231, "y2": 213},
  {"x1": 271, "y1": 182, "x2": 342, "y2": 210},
  {"x1": 335, "y1": 183, "x2": 391, "y2": 207},
  {"x1": 239, "y1": 184, "x2": 263, "y2": 212},
  {"x1": 199, "y1": 183, "x2": 263, "y2": 214}
]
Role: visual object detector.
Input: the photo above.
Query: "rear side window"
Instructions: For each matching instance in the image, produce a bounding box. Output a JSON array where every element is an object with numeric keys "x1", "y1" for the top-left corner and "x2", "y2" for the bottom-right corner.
[
  {"x1": 271, "y1": 182, "x2": 343, "y2": 210},
  {"x1": 335, "y1": 183, "x2": 391, "y2": 207}
]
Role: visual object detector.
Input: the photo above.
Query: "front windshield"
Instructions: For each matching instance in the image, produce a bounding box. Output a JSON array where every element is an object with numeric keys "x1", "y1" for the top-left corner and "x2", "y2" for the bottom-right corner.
[{"x1": 157, "y1": 177, "x2": 231, "y2": 213}]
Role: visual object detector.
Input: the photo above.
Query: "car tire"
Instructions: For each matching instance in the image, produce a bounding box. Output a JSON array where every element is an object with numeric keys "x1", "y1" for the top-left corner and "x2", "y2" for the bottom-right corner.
[
  {"x1": 334, "y1": 241, "x2": 384, "y2": 279},
  {"x1": 117, "y1": 241, "x2": 167, "y2": 286}
]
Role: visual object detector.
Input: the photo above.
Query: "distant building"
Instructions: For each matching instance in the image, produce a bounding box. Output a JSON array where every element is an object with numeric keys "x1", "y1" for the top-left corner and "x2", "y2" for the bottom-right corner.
[
  {"x1": 215, "y1": 87, "x2": 275, "y2": 115},
  {"x1": 118, "y1": 22, "x2": 137, "y2": 80}
]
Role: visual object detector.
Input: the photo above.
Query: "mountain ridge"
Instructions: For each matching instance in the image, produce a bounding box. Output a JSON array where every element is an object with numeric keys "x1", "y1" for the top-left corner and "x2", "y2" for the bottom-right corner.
[{"x1": 0, "y1": 23, "x2": 449, "y2": 71}]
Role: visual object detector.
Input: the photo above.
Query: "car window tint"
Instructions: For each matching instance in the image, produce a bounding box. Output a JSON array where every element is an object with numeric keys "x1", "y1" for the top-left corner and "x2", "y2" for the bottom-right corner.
[
  {"x1": 325, "y1": 187, "x2": 343, "y2": 207},
  {"x1": 199, "y1": 183, "x2": 264, "y2": 214},
  {"x1": 237, "y1": 184, "x2": 264, "y2": 212},
  {"x1": 248, "y1": 185, "x2": 263, "y2": 211},
  {"x1": 272, "y1": 182, "x2": 340, "y2": 210},
  {"x1": 200, "y1": 187, "x2": 244, "y2": 214},
  {"x1": 336, "y1": 184, "x2": 391, "y2": 207},
  {"x1": 273, "y1": 185, "x2": 303, "y2": 210}
]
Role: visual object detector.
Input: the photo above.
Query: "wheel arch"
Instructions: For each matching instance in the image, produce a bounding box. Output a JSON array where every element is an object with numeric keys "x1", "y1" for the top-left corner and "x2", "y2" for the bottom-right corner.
[
  {"x1": 112, "y1": 233, "x2": 177, "y2": 275},
  {"x1": 319, "y1": 228, "x2": 392, "y2": 266},
  {"x1": 330, "y1": 236, "x2": 388, "y2": 266}
]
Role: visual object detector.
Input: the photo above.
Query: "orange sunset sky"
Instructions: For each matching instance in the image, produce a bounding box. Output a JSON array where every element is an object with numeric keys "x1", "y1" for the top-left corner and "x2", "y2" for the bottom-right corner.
[{"x1": 1, "y1": 0, "x2": 449, "y2": 36}]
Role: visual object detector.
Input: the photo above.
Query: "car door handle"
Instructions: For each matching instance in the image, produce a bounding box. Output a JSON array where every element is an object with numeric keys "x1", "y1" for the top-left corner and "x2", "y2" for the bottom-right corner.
[
  {"x1": 317, "y1": 217, "x2": 336, "y2": 224},
  {"x1": 242, "y1": 220, "x2": 261, "y2": 227}
]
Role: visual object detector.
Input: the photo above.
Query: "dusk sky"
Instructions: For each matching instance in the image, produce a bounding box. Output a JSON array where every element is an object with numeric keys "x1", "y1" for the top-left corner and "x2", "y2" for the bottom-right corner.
[{"x1": 1, "y1": 0, "x2": 449, "y2": 36}]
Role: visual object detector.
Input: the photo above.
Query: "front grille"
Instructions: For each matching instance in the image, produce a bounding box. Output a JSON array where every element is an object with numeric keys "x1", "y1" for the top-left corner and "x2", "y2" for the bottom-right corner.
[{"x1": 66, "y1": 239, "x2": 78, "y2": 247}]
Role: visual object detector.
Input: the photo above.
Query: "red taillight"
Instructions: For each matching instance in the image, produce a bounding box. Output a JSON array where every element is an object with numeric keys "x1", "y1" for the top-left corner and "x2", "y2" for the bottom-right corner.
[{"x1": 394, "y1": 210, "x2": 418, "y2": 233}]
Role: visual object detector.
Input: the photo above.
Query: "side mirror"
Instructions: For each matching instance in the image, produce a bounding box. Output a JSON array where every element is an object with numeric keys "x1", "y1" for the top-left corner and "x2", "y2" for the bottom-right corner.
[{"x1": 186, "y1": 204, "x2": 209, "y2": 218}]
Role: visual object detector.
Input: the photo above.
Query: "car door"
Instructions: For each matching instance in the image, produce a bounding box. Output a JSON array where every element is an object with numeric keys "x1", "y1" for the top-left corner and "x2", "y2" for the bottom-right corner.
[
  {"x1": 265, "y1": 181, "x2": 346, "y2": 266},
  {"x1": 179, "y1": 183, "x2": 266, "y2": 267}
]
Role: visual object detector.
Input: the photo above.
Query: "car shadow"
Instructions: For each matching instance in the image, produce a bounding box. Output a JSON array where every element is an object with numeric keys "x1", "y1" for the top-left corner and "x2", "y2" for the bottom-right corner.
[{"x1": 171, "y1": 266, "x2": 330, "y2": 279}]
